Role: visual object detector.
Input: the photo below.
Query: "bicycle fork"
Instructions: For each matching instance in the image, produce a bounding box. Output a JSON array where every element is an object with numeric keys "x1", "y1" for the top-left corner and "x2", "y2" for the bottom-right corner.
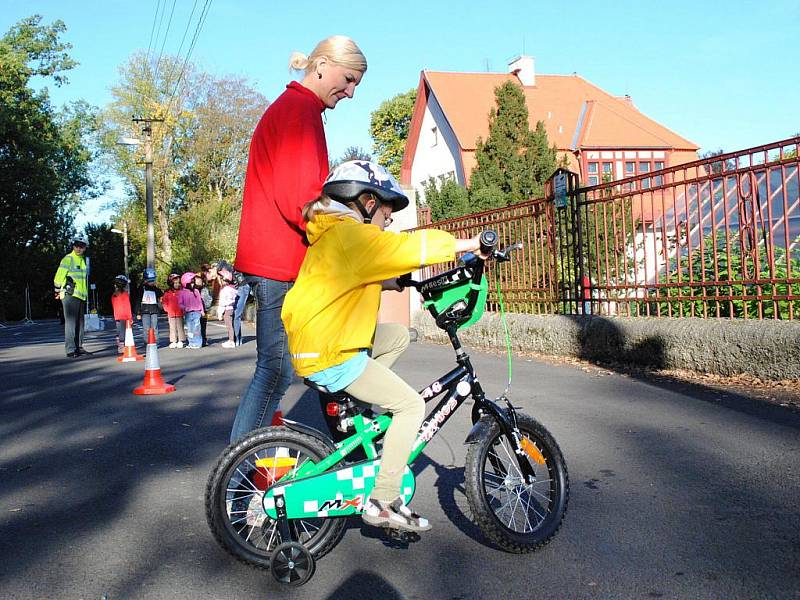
[{"x1": 467, "y1": 389, "x2": 541, "y2": 483}]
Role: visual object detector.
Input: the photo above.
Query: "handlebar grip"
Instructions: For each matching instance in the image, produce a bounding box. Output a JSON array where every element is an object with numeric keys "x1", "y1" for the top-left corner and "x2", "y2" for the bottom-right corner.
[
  {"x1": 397, "y1": 273, "x2": 415, "y2": 288},
  {"x1": 479, "y1": 230, "x2": 498, "y2": 255}
]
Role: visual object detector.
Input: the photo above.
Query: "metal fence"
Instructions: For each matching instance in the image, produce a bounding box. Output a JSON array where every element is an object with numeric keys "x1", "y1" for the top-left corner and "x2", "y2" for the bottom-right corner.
[{"x1": 415, "y1": 136, "x2": 800, "y2": 319}]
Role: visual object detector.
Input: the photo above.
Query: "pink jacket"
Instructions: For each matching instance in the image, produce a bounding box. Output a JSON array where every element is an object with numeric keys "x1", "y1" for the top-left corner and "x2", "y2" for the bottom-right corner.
[{"x1": 178, "y1": 288, "x2": 204, "y2": 313}]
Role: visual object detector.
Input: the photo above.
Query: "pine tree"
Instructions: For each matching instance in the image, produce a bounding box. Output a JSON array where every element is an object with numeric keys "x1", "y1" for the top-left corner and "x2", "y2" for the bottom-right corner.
[{"x1": 468, "y1": 81, "x2": 558, "y2": 210}]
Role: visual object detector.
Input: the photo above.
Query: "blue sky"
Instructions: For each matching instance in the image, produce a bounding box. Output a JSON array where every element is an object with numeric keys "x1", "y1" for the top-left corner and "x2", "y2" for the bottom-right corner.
[{"x1": 3, "y1": 0, "x2": 799, "y2": 225}]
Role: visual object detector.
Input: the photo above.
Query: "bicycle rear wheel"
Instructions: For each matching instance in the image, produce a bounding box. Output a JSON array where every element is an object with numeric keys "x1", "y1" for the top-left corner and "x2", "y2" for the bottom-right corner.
[
  {"x1": 464, "y1": 413, "x2": 569, "y2": 553},
  {"x1": 205, "y1": 427, "x2": 346, "y2": 569}
]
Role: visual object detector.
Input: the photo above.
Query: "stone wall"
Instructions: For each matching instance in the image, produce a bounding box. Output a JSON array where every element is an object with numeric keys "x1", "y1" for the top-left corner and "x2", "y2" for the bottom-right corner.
[{"x1": 412, "y1": 312, "x2": 800, "y2": 380}]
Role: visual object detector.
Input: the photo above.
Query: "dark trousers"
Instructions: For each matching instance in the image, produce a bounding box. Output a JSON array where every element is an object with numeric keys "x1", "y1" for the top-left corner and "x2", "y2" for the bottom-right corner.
[
  {"x1": 200, "y1": 315, "x2": 208, "y2": 346},
  {"x1": 62, "y1": 295, "x2": 85, "y2": 354}
]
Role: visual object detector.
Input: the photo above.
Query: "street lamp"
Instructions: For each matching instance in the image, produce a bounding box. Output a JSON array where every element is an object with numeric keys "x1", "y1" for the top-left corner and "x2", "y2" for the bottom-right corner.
[{"x1": 111, "y1": 221, "x2": 129, "y2": 283}]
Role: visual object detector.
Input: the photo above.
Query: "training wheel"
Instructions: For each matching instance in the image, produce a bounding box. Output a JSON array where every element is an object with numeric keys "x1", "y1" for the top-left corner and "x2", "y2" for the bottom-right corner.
[{"x1": 270, "y1": 542, "x2": 315, "y2": 586}]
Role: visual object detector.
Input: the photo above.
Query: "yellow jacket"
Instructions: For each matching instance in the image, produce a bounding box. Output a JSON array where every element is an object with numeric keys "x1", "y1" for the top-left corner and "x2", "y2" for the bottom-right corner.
[
  {"x1": 281, "y1": 209, "x2": 456, "y2": 376},
  {"x1": 53, "y1": 251, "x2": 88, "y2": 301}
]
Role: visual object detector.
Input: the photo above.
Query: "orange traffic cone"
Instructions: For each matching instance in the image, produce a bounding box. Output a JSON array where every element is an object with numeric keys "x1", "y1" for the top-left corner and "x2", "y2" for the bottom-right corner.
[
  {"x1": 271, "y1": 409, "x2": 284, "y2": 425},
  {"x1": 133, "y1": 327, "x2": 176, "y2": 395},
  {"x1": 118, "y1": 320, "x2": 144, "y2": 362}
]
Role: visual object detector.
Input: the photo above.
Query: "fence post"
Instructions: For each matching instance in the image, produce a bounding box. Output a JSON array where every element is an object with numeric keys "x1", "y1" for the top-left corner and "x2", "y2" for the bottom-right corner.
[{"x1": 546, "y1": 168, "x2": 582, "y2": 315}]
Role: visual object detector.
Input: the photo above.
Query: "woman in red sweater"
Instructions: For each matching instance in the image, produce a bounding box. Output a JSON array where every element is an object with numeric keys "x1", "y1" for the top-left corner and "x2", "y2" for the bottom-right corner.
[{"x1": 230, "y1": 35, "x2": 367, "y2": 443}]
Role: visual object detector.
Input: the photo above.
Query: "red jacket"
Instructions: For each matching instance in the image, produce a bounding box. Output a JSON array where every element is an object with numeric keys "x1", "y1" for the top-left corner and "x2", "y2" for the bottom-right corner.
[
  {"x1": 234, "y1": 81, "x2": 329, "y2": 281},
  {"x1": 162, "y1": 289, "x2": 183, "y2": 317}
]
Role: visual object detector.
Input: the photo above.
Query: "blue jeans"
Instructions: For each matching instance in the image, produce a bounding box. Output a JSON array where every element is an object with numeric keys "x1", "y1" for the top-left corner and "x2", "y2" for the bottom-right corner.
[
  {"x1": 229, "y1": 277, "x2": 294, "y2": 443},
  {"x1": 232, "y1": 282, "x2": 250, "y2": 346},
  {"x1": 140, "y1": 312, "x2": 159, "y2": 343},
  {"x1": 184, "y1": 310, "x2": 202, "y2": 347}
]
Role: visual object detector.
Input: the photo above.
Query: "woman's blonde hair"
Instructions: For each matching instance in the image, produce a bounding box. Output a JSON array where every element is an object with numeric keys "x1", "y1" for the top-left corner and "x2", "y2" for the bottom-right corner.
[{"x1": 289, "y1": 35, "x2": 367, "y2": 75}]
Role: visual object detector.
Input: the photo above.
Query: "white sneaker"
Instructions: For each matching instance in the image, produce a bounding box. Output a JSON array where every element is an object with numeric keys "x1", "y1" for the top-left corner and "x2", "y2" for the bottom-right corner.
[
  {"x1": 176, "y1": 341, "x2": 184, "y2": 348},
  {"x1": 221, "y1": 340, "x2": 236, "y2": 349},
  {"x1": 168, "y1": 342, "x2": 177, "y2": 348}
]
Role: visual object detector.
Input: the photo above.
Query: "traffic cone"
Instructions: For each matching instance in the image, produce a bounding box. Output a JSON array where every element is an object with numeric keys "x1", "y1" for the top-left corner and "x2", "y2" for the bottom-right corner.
[
  {"x1": 117, "y1": 320, "x2": 144, "y2": 362},
  {"x1": 271, "y1": 409, "x2": 284, "y2": 425},
  {"x1": 133, "y1": 327, "x2": 176, "y2": 395}
]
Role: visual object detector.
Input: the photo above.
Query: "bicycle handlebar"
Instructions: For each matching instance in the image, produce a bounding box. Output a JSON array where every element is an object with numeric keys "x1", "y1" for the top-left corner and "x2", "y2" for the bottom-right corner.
[{"x1": 397, "y1": 230, "x2": 522, "y2": 290}]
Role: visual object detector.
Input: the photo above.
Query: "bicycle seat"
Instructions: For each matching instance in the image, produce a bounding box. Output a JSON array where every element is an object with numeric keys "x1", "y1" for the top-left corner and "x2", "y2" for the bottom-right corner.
[{"x1": 303, "y1": 378, "x2": 334, "y2": 395}]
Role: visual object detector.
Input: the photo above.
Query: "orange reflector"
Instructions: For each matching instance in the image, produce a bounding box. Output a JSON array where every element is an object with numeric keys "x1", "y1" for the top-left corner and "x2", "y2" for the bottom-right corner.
[
  {"x1": 520, "y1": 437, "x2": 545, "y2": 465},
  {"x1": 253, "y1": 457, "x2": 298, "y2": 490},
  {"x1": 255, "y1": 457, "x2": 297, "y2": 469}
]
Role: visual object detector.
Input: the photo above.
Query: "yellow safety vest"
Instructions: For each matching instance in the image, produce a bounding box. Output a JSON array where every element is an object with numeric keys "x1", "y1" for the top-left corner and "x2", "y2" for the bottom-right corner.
[{"x1": 54, "y1": 251, "x2": 88, "y2": 301}]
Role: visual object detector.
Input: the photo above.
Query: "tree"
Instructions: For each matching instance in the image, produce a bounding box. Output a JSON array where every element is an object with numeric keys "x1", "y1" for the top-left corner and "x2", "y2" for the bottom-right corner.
[
  {"x1": 0, "y1": 15, "x2": 100, "y2": 319},
  {"x1": 102, "y1": 53, "x2": 266, "y2": 278},
  {"x1": 422, "y1": 176, "x2": 470, "y2": 222},
  {"x1": 369, "y1": 88, "x2": 416, "y2": 178},
  {"x1": 331, "y1": 145, "x2": 372, "y2": 169},
  {"x1": 469, "y1": 81, "x2": 558, "y2": 210}
]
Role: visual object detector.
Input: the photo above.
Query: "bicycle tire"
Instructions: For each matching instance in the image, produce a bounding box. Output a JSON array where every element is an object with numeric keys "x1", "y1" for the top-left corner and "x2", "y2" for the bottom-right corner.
[
  {"x1": 464, "y1": 413, "x2": 569, "y2": 553},
  {"x1": 205, "y1": 426, "x2": 346, "y2": 569}
]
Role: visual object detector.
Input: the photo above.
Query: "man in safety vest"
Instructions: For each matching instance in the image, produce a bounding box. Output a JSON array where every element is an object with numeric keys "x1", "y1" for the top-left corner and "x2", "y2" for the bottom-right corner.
[{"x1": 54, "y1": 234, "x2": 90, "y2": 357}]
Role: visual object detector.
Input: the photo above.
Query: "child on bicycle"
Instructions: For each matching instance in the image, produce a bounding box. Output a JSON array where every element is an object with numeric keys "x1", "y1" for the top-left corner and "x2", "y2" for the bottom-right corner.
[{"x1": 281, "y1": 160, "x2": 485, "y2": 533}]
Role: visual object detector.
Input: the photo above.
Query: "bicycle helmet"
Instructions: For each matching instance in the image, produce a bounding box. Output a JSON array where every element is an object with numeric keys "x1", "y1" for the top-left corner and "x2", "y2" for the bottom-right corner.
[
  {"x1": 73, "y1": 233, "x2": 89, "y2": 246},
  {"x1": 180, "y1": 272, "x2": 196, "y2": 288},
  {"x1": 167, "y1": 273, "x2": 181, "y2": 285},
  {"x1": 323, "y1": 160, "x2": 409, "y2": 213},
  {"x1": 114, "y1": 274, "x2": 129, "y2": 285},
  {"x1": 143, "y1": 267, "x2": 157, "y2": 282}
]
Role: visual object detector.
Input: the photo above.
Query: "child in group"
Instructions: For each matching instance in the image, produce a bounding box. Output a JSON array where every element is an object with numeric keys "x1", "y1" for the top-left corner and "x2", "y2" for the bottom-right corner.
[
  {"x1": 281, "y1": 160, "x2": 485, "y2": 533},
  {"x1": 135, "y1": 267, "x2": 163, "y2": 344},
  {"x1": 178, "y1": 272, "x2": 204, "y2": 349},
  {"x1": 110, "y1": 275, "x2": 132, "y2": 353},
  {"x1": 162, "y1": 273, "x2": 186, "y2": 349},
  {"x1": 195, "y1": 272, "x2": 212, "y2": 347},
  {"x1": 216, "y1": 268, "x2": 238, "y2": 349}
]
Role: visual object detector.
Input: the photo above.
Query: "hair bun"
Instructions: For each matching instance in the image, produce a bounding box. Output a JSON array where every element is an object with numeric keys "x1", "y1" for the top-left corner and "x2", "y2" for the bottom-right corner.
[{"x1": 288, "y1": 51, "x2": 310, "y2": 72}]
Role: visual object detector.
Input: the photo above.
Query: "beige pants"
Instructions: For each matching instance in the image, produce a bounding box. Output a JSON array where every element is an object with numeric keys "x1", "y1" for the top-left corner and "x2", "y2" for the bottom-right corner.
[
  {"x1": 168, "y1": 316, "x2": 186, "y2": 343},
  {"x1": 343, "y1": 323, "x2": 424, "y2": 502}
]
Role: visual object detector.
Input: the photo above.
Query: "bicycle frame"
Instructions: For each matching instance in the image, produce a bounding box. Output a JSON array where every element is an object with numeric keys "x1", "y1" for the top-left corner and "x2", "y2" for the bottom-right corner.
[{"x1": 260, "y1": 328, "x2": 538, "y2": 521}]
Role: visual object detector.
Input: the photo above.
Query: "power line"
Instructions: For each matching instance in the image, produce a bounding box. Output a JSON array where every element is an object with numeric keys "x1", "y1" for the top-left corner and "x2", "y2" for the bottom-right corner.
[
  {"x1": 145, "y1": 0, "x2": 164, "y2": 63},
  {"x1": 163, "y1": 0, "x2": 213, "y2": 118},
  {"x1": 151, "y1": 0, "x2": 178, "y2": 90}
]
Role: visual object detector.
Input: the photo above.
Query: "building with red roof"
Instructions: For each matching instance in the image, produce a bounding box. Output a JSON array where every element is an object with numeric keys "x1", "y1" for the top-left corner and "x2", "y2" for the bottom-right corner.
[{"x1": 400, "y1": 56, "x2": 699, "y2": 198}]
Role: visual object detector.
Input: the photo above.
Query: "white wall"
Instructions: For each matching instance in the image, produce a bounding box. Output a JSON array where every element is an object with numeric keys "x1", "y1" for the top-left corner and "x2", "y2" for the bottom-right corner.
[{"x1": 409, "y1": 92, "x2": 463, "y2": 203}]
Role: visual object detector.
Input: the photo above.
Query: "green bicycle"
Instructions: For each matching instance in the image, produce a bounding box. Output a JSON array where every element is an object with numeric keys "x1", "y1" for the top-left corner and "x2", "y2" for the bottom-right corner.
[{"x1": 205, "y1": 231, "x2": 569, "y2": 585}]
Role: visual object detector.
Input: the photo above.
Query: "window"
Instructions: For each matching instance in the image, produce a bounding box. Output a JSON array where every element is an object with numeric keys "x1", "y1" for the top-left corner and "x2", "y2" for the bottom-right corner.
[
  {"x1": 625, "y1": 161, "x2": 635, "y2": 174},
  {"x1": 602, "y1": 162, "x2": 613, "y2": 173},
  {"x1": 588, "y1": 162, "x2": 598, "y2": 174},
  {"x1": 638, "y1": 162, "x2": 650, "y2": 173},
  {"x1": 588, "y1": 175, "x2": 599, "y2": 185},
  {"x1": 654, "y1": 161, "x2": 664, "y2": 171}
]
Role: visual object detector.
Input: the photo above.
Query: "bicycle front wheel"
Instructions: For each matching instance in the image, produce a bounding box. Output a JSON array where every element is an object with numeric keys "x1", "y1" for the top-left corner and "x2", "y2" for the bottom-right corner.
[
  {"x1": 464, "y1": 413, "x2": 569, "y2": 553},
  {"x1": 205, "y1": 427, "x2": 346, "y2": 570}
]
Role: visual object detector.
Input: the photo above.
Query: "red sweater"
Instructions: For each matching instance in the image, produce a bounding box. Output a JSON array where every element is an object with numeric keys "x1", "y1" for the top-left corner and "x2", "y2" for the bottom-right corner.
[
  {"x1": 162, "y1": 289, "x2": 183, "y2": 317},
  {"x1": 111, "y1": 291, "x2": 132, "y2": 321},
  {"x1": 234, "y1": 81, "x2": 329, "y2": 281}
]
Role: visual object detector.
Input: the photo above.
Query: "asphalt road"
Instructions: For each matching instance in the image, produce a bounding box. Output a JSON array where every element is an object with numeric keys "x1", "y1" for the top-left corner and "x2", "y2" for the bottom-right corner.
[{"x1": 1, "y1": 318, "x2": 798, "y2": 600}]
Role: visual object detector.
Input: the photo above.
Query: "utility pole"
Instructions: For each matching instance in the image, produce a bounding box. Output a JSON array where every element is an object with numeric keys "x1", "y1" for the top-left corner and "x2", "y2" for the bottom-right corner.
[
  {"x1": 121, "y1": 220, "x2": 129, "y2": 282},
  {"x1": 132, "y1": 117, "x2": 164, "y2": 270}
]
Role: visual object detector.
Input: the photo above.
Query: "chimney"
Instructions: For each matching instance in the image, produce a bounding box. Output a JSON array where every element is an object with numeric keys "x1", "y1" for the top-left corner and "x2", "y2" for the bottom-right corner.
[{"x1": 508, "y1": 55, "x2": 535, "y2": 86}]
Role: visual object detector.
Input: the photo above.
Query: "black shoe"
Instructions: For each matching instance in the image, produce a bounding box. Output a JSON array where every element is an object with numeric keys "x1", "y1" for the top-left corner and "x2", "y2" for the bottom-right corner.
[
  {"x1": 66, "y1": 351, "x2": 79, "y2": 358},
  {"x1": 76, "y1": 347, "x2": 89, "y2": 356}
]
